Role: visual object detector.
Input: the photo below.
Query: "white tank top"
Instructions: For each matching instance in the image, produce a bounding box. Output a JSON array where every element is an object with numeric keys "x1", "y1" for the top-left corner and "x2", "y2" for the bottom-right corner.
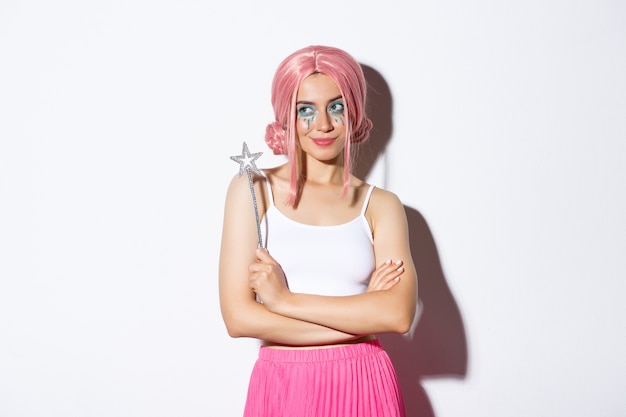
[{"x1": 260, "y1": 175, "x2": 376, "y2": 296}]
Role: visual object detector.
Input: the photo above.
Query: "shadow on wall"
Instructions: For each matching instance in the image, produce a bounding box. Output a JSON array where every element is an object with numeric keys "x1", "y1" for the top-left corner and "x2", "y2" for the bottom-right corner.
[{"x1": 357, "y1": 65, "x2": 468, "y2": 417}]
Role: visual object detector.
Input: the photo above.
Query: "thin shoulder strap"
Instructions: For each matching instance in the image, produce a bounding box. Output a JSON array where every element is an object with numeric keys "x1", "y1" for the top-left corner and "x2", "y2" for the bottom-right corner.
[
  {"x1": 259, "y1": 170, "x2": 275, "y2": 207},
  {"x1": 360, "y1": 184, "x2": 376, "y2": 216}
]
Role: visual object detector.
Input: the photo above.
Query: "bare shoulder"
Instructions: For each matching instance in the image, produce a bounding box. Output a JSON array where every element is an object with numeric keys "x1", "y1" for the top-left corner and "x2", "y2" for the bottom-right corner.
[
  {"x1": 369, "y1": 186, "x2": 404, "y2": 212},
  {"x1": 366, "y1": 187, "x2": 407, "y2": 235},
  {"x1": 225, "y1": 171, "x2": 269, "y2": 211},
  {"x1": 226, "y1": 172, "x2": 257, "y2": 201},
  {"x1": 222, "y1": 171, "x2": 270, "y2": 251},
  {"x1": 226, "y1": 172, "x2": 250, "y2": 193}
]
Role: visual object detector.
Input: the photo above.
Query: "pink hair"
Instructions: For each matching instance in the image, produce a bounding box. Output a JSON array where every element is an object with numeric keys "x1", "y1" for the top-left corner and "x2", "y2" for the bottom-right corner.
[{"x1": 265, "y1": 45, "x2": 373, "y2": 206}]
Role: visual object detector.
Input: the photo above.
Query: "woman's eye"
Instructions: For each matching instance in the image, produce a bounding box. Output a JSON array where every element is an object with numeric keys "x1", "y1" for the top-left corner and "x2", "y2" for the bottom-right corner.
[
  {"x1": 297, "y1": 106, "x2": 316, "y2": 117},
  {"x1": 328, "y1": 102, "x2": 345, "y2": 114}
]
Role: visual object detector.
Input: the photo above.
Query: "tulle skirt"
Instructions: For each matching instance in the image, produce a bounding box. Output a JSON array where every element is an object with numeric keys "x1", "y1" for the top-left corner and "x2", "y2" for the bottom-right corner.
[{"x1": 243, "y1": 339, "x2": 405, "y2": 417}]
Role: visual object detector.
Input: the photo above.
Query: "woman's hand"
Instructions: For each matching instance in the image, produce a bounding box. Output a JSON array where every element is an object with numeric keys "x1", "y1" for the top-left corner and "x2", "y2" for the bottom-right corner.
[
  {"x1": 366, "y1": 259, "x2": 404, "y2": 293},
  {"x1": 248, "y1": 248, "x2": 290, "y2": 310}
]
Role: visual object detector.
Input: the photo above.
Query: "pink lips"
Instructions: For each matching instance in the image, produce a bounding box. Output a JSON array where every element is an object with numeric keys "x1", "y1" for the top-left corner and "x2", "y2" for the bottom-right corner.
[{"x1": 311, "y1": 138, "x2": 336, "y2": 147}]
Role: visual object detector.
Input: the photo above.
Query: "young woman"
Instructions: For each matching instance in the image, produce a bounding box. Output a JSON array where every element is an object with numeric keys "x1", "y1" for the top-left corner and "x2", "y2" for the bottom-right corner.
[{"x1": 219, "y1": 45, "x2": 417, "y2": 417}]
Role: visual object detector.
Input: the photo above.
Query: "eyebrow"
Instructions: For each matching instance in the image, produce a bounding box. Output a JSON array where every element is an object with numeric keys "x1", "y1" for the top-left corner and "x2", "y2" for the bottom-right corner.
[{"x1": 296, "y1": 95, "x2": 343, "y2": 105}]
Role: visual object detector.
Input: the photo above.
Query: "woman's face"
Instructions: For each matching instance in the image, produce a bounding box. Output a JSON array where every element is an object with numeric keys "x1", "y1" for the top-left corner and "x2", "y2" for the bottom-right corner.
[{"x1": 295, "y1": 73, "x2": 346, "y2": 163}]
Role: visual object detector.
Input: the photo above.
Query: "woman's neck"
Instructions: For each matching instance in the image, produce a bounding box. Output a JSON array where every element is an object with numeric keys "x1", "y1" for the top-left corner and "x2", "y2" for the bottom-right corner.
[{"x1": 299, "y1": 155, "x2": 344, "y2": 186}]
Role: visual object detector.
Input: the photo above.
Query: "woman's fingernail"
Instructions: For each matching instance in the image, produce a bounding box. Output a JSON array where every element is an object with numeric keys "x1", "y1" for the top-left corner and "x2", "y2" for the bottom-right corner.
[
  {"x1": 394, "y1": 259, "x2": 402, "y2": 265},
  {"x1": 397, "y1": 267, "x2": 404, "y2": 272}
]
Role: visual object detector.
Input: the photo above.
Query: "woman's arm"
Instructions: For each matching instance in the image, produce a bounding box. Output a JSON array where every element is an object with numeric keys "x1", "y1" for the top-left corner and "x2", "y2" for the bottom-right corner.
[
  {"x1": 250, "y1": 188, "x2": 418, "y2": 335},
  {"x1": 219, "y1": 174, "x2": 361, "y2": 346}
]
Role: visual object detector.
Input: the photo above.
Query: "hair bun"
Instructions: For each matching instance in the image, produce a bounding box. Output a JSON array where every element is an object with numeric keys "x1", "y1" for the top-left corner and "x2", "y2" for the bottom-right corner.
[
  {"x1": 265, "y1": 121, "x2": 287, "y2": 155},
  {"x1": 351, "y1": 117, "x2": 373, "y2": 144}
]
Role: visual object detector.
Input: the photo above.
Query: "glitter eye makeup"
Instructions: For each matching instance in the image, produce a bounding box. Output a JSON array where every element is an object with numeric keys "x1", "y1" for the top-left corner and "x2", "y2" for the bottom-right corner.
[
  {"x1": 297, "y1": 105, "x2": 317, "y2": 118},
  {"x1": 328, "y1": 101, "x2": 345, "y2": 125},
  {"x1": 328, "y1": 101, "x2": 344, "y2": 115},
  {"x1": 297, "y1": 101, "x2": 346, "y2": 129},
  {"x1": 297, "y1": 105, "x2": 317, "y2": 129}
]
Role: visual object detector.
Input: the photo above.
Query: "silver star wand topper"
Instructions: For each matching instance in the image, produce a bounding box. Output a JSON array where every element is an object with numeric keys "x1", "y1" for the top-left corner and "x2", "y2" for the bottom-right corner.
[{"x1": 230, "y1": 142, "x2": 264, "y2": 248}]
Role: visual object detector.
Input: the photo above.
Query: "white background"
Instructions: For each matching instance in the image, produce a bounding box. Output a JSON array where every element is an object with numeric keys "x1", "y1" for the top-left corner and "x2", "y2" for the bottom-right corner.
[{"x1": 1, "y1": 1, "x2": 625, "y2": 416}]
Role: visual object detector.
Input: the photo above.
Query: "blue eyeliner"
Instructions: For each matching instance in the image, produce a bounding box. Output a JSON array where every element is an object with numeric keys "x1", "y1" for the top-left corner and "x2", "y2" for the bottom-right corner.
[{"x1": 297, "y1": 101, "x2": 345, "y2": 129}]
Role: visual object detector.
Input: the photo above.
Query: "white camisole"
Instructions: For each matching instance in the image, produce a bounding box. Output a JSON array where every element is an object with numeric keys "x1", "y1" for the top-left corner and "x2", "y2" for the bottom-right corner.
[{"x1": 260, "y1": 176, "x2": 376, "y2": 296}]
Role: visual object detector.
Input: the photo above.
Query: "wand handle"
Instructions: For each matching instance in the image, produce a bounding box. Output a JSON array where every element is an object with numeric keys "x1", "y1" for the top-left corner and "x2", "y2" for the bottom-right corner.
[{"x1": 247, "y1": 169, "x2": 264, "y2": 248}]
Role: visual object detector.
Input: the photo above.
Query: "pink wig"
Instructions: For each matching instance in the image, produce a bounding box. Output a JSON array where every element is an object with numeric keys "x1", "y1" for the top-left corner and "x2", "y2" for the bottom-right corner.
[{"x1": 265, "y1": 45, "x2": 373, "y2": 205}]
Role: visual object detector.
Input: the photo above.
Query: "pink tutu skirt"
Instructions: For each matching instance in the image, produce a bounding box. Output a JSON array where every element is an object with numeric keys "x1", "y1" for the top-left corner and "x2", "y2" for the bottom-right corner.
[{"x1": 243, "y1": 339, "x2": 405, "y2": 417}]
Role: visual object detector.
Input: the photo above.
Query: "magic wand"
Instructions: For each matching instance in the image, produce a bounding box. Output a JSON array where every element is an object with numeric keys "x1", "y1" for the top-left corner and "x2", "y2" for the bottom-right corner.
[{"x1": 230, "y1": 141, "x2": 264, "y2": 248}]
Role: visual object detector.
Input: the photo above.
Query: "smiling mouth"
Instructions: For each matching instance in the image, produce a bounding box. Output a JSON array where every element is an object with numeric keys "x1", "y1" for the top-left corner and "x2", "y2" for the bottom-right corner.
[{"x1": 311, "y1": 138, "x2": 336, "y2": 146}]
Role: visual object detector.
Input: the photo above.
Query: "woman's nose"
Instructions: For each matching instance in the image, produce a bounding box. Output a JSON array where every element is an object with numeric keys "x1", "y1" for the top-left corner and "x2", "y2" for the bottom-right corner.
[{"x1": 315, "y1": 111, "x2": 333, "y2": 132}]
